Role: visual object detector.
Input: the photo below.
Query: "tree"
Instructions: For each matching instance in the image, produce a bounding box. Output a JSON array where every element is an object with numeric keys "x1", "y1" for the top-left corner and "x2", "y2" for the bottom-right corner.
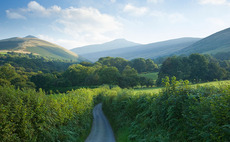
[
  {"x1": 146, "y1": 59, "x2": 158, "y2": 72},
  {"x1": 189, "y1": 54, "x2": 209, "y2": 82},
  {"x1": 122, "y1": 65, "x2": 138, "y2": 77},
  {"x1": 63, "y1": 64, "x2": 95, "y2": 86},
  {"x1": 130, "y1": 58, "x2": 146, "y2": 73},
  {"x1": 98, "y1": 66, "x2": 120, "y2": 85}
]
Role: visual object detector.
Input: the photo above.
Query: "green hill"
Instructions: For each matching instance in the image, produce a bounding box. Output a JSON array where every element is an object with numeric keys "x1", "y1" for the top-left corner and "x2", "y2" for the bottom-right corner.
[
  {"x1": 0, "y1": 36, "x2": 84, "y2": 61},
  {"x1": 80, "y1": 37, "x2": 200, "y2": 62},
  {"x1": 177, "y1": 27, "x2": 230, "y2": 55}
]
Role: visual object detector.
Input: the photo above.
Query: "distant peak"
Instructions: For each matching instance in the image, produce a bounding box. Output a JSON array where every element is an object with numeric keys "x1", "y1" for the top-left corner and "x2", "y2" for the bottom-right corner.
[{"x1": 24, "y1": 35, "x2": 37, "y2": 38}]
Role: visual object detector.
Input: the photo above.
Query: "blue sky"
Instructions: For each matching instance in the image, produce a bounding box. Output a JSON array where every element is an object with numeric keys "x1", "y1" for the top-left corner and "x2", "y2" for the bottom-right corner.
[{"x1": 1, "y1": 0, "x2": 230, "y2": 49}]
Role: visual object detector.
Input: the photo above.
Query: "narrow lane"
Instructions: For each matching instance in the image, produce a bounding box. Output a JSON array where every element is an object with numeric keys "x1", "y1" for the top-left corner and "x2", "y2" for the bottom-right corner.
[{"x1": 85, "y1": 103, "x2": 116, "y2": 142}]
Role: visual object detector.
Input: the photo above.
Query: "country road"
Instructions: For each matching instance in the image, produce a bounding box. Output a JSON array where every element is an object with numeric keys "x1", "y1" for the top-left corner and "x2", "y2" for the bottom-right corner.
[{"x1": 85, "y1": 103, "x2": 116, "y2": 142}]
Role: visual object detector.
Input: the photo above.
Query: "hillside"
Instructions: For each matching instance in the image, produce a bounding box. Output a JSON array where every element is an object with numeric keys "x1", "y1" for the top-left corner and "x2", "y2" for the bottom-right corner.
[
  {"x1": 0, "y1": 36, "x2": 84, "y2": 61},
  {"x1": 176, "y1": 27, "x2": 230, "y2": 55},
  {"x1": 71, "y1": 38, "x2": 141, "y2": 55},
  {"x1": 80, "y1": 37, "x2": 200, "y2": 62}
]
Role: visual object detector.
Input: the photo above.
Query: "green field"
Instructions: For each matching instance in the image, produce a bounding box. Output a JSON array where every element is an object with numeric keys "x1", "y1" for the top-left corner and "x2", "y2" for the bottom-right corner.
[
  {"x1": 0, "y1": 52, "x2": 7, "y2": 54},
  {"x1": 138, "y1": 72, "x2": 158, "y2": 80},
  {"x1": 134, "y1": 80, "x2": 230, "y2": 94}
]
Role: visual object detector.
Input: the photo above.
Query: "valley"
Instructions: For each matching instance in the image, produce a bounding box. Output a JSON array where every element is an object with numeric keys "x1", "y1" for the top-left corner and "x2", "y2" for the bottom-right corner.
[{"x1": 1, "y1": 19, "x2": 230, "y2": 142}]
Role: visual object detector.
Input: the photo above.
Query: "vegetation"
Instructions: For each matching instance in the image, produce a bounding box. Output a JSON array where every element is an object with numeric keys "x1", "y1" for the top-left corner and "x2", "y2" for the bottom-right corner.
[
  {"x1": 0, "y1": 36, "x2": 82, "y2": 61},
  {"x1": 138, "y1": 72, "x2": 158, "y2": 81},
  {"x1": 0, "y1": 52, "x2": 79, "y2": 73},
  {"x1": 1, "y1": 51, "x2": 230, "y2": 142},
  {"x1": 0, "y1": 85, "x2": 97, "y2": 142},
  {"x1": 157, "y1": 53, "x2": 229, "y2": 85},
  {"x1": 100, "y1": 77, "x2": 230, "y2": 142}
]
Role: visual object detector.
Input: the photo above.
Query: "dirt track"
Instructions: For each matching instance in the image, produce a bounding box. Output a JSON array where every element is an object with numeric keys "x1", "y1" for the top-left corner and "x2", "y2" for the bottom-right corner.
[{"x1": 85, "y1": 103, "x2": 116, "y2": 142}]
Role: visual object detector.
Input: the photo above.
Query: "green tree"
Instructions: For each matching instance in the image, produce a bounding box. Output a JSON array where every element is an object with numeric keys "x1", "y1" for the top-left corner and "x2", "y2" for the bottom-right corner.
[
  {"x1": 146, "y1": 59, "x2": 158, "y2": 72},
  {"x1": 189, "y1": 54, "x2": 209, "y2": 82},
  {"x1": 98, "y1": 66, "x2": 120, "y2": 85},
  {"x1": 131, "y1": 58, "x2": 146, "y2": 73},
  {"x1": 122, "y1": 65, "x2": 138, "y2": 77}
]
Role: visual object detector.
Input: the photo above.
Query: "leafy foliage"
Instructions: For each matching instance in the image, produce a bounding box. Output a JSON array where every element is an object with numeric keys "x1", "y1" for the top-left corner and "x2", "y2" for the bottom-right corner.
[
  {"x1": 157, "y1": 54, "x2": 228, "y2": 85},
  {"x1": 0, "y1": 85, "x2": 96, "y2": 142},
  {"x1": 100, "y1": 77, "x2": 230, "y2": 142}
]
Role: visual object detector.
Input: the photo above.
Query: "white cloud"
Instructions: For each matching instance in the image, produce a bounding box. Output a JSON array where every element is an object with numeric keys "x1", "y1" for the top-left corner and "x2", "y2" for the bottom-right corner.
[
  {"x1": 53, "y1": 7, "x2": 122, "y2": 44},
  {"x1": 6, "y1": 1, "x2": 61, "y2": 18},
  {"x1": 110, "y1": 0, "x2": 116, "y2": 3},
  {"x1": 198, "y1": 0, "x2": 229, "y2": 5},
  {"x1": 6, "y1": 1, "x2": 122, "y2": 48},
  {"x1": 123, "y1": 4, "x2": 148, "y2": 16},
  {"x1": 147, "y1": 0, "x2": 163, "y2": 4},
  {"x1": 6, "y1": 10, "x2": 26, "y2": 19}
]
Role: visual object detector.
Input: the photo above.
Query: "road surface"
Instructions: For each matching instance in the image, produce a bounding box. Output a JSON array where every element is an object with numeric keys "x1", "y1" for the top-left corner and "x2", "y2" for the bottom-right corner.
[{"x1": 85, "y1": 103, "x2": 116, "y2": 142}]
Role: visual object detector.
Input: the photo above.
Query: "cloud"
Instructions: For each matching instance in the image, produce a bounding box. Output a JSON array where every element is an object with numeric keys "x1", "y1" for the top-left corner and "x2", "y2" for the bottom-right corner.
[
  {"x1": 123, "y1": 4, "x2": 148, "y2": 16},
  {"x1": 6, "y1": 10, "x2": 26, "y2": 19},
  {"x1": 110, "y1": 0, "x2": 116, "y2": 3},
  {"x1": 147, "y1": 0, "x2": 163, "y2": 4},
  {"x1": 6, "y1": 1, "x2": 61, "y2": 18},
  {"x1": 53, "y1": 7, "x2": 122, "y2": 42},
  {"x1": 198, "y1": 0, "x2": 229, "y2": 5},
  {"x1": 6, "y1": 1, "x2": 122, "y2": 48}
]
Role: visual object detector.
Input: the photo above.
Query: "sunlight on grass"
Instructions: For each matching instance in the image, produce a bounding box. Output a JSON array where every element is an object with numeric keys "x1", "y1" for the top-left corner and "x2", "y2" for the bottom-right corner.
[{"x1": 134, "y1": 80, "x2": 230, "y2": 94}]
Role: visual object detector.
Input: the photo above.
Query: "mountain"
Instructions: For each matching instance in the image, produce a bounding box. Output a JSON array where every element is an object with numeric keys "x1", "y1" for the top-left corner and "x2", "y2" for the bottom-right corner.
[
  {"x1": 80, "y1": 37, "x2": 201, "y2": 62},
  {"x1": 71, "y1": 38, "x2": 141, "y2": 55},
  {"x1": 176, "y1": 27, "x2": 230, "y2": 55},
  {"x1": 0, "y1": 36, "x2": 84, "y2": 61}
]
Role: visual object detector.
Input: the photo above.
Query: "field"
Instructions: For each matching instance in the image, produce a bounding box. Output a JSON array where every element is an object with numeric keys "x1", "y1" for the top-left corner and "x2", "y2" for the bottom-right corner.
[
  {"x1": 0, "y1": 51, "x2": 7, "y2": 54},
  {"x1": 134, "y1": 80, "x2": 230, "y2": 94}
]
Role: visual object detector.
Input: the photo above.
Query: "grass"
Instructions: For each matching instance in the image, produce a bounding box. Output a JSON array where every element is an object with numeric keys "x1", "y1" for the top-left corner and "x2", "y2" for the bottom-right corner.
[
  {"x1": 134, "y1": 80, "x2": 230, "y2": 94},
  {"x1": 138, "y1": 72, "x2": 158, "y2": 80},
  {"x1": 0, "y1": 52, "x2": 7, "y2": 54}
]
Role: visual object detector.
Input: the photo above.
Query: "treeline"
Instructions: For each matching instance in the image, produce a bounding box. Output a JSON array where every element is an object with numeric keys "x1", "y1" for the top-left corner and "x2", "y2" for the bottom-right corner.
[
  {"x1": 157, "y1": 53, "x2": 230, "y2": 85},
  {"x1": 0, "y1": 52, "x2": 79, "y2": 72},
  {"x1": 0, "y1": 53, "x2": 158, "y2": 91},
  {"x1": 97, "y1": 57, "x2": 158, "y2": 73},
  {"x1": 31, "y1": 61, "x2": 155, "y2": 91},
  {"x1": 100, "y1": 77, "x2": 230, "y2": 142}
]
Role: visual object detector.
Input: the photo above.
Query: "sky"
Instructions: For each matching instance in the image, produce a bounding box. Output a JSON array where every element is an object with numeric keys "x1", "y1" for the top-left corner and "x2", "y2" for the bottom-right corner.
[{"x1": 1, "y1": 0, "x2": 230, "y2": 49}]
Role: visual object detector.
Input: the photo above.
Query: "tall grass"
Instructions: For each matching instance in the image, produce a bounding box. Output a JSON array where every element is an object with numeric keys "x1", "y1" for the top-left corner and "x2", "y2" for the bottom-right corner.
[
  {"x1": 0, "y1": 86, "x2": 96, "y2": 142},
  {"x1": 101, "y1": 78, "x2": 230, "y2": 142}
]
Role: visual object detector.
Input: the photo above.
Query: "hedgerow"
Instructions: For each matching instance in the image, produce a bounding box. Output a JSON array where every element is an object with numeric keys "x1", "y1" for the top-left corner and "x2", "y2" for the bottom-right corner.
[
  {"x1": 101, "y1": 77, "x2": 230, "y2": 142},
  {"x1": 0, "y1": 86, "x2": 96, "y2": 142}
]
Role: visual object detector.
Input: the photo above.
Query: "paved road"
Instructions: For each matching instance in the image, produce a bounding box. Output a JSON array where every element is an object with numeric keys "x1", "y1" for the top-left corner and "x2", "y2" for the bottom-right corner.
[{"x1": 85, "y1": 103, "x2": 116, "y2": 142}]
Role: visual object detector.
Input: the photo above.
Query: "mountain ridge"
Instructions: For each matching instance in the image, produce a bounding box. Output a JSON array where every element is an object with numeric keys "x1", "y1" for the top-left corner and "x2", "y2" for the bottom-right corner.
[
  {"x1": 71, "y1": 38, "x2": 141, "y2": 55},
  {"x1": 79, "y1": 37, "x2": 201, "y2": 62}
]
